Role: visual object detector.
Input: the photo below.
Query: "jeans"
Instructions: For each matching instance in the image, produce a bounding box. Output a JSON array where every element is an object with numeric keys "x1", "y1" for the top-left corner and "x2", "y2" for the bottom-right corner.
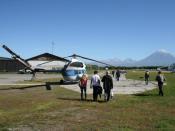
[
  {"x1": 158, "y1": 83, "x2": 163, "y2": 96},
  {"x1": 80, "y1": 87, "x2": 87, "y2": 100},
  {"x1": 104, "y1": 89, "x2": 111, "y2": 101},
  {"x1": 93, "y1": 86, "x2": 98, "y2": 101}
]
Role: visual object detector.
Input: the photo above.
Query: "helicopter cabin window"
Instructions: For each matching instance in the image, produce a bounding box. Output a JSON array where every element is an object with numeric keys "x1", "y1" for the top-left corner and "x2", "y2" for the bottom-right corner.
[
  {"x1": 63, "y1": 70, "x2": 75, "y2": 76},
  {"x1": 78, "y1": 70, "x2": 85, "y2": 74},
  {"x1": 74, "y1": 70, "x2": 83, "y2": 74},
  {"x1": 69, "y1": 62, "x2": 83, "y2": 67}
]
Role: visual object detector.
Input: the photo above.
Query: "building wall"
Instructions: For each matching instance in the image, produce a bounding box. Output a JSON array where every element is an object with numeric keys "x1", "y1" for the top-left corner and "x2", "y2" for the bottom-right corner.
[{"x1": 0, "y1": 60, "x2": 25, "y2": 72}]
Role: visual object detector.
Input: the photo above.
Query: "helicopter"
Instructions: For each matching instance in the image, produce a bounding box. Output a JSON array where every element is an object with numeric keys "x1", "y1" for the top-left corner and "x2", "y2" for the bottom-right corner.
[{"x1": 2, "y1": 45, "x2": 114, "y2": 83}]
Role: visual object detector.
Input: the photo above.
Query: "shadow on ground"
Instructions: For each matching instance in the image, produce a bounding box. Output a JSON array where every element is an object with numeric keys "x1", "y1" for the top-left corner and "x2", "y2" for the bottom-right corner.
[
  {"x1": 0, "y1": 84, "x2": 46, "y2": 90},
  {"x1": 57, "y1": 97, "x2": 107, "y2": 103},
  {"x1": 0, "y1": 81, "x2": 78, "y2": 91},
  {"x1": 133, "y1": 93, "x2": 158, "y2": 97}
]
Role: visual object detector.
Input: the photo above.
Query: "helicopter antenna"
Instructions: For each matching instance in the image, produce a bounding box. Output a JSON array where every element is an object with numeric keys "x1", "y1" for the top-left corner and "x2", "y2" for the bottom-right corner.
[
  {"x1": 72, "y1": 54, "x2": 77, "y2": 59},
  {"x1": 51, "y1": 41, "x2": 55, "y2": 54}
]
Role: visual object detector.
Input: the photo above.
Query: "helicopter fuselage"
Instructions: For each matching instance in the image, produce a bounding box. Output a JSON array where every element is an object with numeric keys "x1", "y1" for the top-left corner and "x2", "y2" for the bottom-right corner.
[
  {"x1": 27, "y1": 58, "x2": 86, "y2": 82},
  {"x1": 62, "y1": 59, "x2": 86, "y2": 82}
]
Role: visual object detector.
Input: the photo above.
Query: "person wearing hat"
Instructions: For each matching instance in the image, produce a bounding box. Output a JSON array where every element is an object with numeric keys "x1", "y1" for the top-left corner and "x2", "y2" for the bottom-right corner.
[
  {"x1": 156, "y1": 71, "x2": 166, "y2": 96},
  {"x1": 101, "y1": 71, "x2": 113, "y2": 102}
]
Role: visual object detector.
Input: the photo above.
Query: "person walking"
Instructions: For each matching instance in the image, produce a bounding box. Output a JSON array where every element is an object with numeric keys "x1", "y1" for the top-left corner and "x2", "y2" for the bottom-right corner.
[
  {"x1": 145, "y1": 71, "x2": 150, "y2": 85},
  {"x1": 102, "y1": 71, "x2": 113, "y2": 102},
  {"x1": 116, "y1": 69, "x2": 121, "y2": 81},
  {"x1": 112, "y1": 70, "x2": 115, "y2": 78},
  {"x1": 79, "y1": 74, "x2": 88, "y2": 100},
  {"x1": 90, "y1": 71, "x2": 101, "y2": 102},
  {"x1": 156, "y1": 71, "x2": 166, "y2": 96}
]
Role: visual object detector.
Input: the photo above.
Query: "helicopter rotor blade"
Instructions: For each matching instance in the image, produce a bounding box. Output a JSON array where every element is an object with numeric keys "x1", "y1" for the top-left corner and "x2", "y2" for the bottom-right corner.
[
  {"x1": 2, "y1": 44, "x2": 34, "y2": 71},
  {"x1": 67, "y1": 54, "x2": 115, "y2": 67}
]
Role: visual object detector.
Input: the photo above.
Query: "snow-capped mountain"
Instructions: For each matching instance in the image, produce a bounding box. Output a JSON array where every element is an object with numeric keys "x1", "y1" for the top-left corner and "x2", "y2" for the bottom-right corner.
[
  {"x1": 101, "y1": 50, "x2": 175, "y2": 67},
  {"x1": 135, "y1": 50, "x2": 175, "y2": 66}
]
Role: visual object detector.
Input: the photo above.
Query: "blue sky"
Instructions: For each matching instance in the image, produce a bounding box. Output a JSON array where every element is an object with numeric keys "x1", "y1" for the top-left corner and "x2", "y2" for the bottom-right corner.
[{"x1": 0, "y1": 0, "x2": 175, "y2": 60}]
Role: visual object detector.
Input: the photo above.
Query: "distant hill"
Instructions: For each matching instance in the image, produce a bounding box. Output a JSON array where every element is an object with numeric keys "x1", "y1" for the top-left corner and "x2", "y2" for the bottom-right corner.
[
  {"x1": 101, "y1": 50, "x2": 175, "y2": 67},
  {"x1": 135, "y1": 50, "x2": 175, "y2": 66},
  {"x1": 102, "y1": 58, "x2": 136, "y2": 67}
]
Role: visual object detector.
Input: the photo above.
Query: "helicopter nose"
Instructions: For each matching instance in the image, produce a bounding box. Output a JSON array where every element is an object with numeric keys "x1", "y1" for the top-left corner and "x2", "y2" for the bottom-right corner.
[{"x1": 77, "y1": 74, "x2": 82, "y2": 79}]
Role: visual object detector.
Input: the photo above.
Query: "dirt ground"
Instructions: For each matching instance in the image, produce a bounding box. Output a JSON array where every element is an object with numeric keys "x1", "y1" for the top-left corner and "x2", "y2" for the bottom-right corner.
[
  {"x1": 0, "y1": 73, "x2": 61, "y2": 84},
  {"x1": 0, "y1": 73, "x2": 157, "y2": 94}
]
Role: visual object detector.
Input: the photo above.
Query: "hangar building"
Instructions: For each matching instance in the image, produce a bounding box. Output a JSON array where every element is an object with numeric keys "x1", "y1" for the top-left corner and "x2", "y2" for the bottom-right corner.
[
  {"x1": 0, "y1": 57, "x2": 25, "y2": 72},
  {"x1": 0, "y1": 53, "x2": 68, "y2": 72}
]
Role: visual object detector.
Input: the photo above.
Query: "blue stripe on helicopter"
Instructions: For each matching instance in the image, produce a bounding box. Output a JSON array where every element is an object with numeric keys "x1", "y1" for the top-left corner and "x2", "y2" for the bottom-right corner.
[{"x1": 63, "y1": 70, "x2": 86, "y2": 76}]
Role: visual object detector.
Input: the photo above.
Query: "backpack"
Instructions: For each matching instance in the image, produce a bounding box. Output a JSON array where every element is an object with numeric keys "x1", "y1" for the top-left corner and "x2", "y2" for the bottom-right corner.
[
  {"x1": 79, "y1": 78, "x2": 87, "y2": 87},
  {"x1": 97, "y1": 86, "x2": 103, "y2": 95},
  {"x1": 160, "y1": 75, "x2": 164, "y2": 83},
  {"x1": 156, "y1": 75, "x2": 164, "y2": 83}
]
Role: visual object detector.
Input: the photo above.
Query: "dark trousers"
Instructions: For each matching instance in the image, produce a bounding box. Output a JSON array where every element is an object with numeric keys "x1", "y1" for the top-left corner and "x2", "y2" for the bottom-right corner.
[
  {"x1": 93, "y1": 86, "x2": 98, "y2": 101},
  {"x1": 158, "y1": 83, "x2": 163, "y2": 96},
  {"x1": 145, "y1": 78, "x2": 149, "y2": 85},
  {"x1": 112, "y1": 74, "x2": 114, "y2": 77},
  {"x1": 116, "y1": 77, "x2": 120, "y2": 81},
  {"x1": 80, "y1": 87, "x2": 87, "y2": 100},
  {"x1": 104, "y1": 89, "x2": 111, "y2": 101}
]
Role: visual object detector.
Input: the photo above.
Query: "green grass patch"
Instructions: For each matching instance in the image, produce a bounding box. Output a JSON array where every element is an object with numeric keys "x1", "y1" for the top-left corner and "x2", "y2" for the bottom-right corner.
[{"x1": 0, "y1": 71, "x2": 175, "y2": 130}]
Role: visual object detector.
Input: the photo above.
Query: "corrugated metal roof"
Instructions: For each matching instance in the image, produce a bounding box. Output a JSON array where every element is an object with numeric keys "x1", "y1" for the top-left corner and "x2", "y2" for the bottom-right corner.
[
  {"x1": 0, "y1": 57, "x2": 11, "y2": 60},
  {"x1": 26, "y1": 53, "x2": 70, "y2": 62}
]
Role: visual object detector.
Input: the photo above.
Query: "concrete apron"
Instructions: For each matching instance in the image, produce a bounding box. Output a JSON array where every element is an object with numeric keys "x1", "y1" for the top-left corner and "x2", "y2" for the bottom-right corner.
[{"x1": 61, "y1": 78, "x2": 157, "y2": 95}]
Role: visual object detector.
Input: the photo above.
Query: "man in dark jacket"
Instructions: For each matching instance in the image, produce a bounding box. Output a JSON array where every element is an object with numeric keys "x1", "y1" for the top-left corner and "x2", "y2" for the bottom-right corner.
[
  {"x1": 156, "y1": 71, "x2": 166, "y2": 96},
  {"x1": 102, "y1": 71, "x2": 113, "y2": 101},
  {"x1": 116, "y1": 70, "x2": 121, "y2": 81},
  {"x1": 145, "y1": 71, "x2": 150, "y2": 85}
]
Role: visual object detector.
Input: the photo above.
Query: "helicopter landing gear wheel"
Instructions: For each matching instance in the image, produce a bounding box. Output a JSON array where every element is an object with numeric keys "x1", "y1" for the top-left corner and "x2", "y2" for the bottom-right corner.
[{"x1": 60, "y1": 79, "x2": 64, "y2": 84}]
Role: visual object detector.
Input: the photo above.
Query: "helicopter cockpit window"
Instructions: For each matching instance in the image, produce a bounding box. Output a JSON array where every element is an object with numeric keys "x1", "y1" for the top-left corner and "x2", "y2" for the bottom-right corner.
[
  {"x1": 69, "y1": 62, "x2": 84, "y2": 67},
  {"x1": 82, "y1": 70, "x2": 86, "y2": 74},
  {"x1": 63, "y1": 70, "x2": 75, "y2": 76}
]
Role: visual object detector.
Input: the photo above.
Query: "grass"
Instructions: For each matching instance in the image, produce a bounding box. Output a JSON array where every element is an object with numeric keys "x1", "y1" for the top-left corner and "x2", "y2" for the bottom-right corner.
[{"x1": 0, "y1": 71, "x2": 175, "y2": 130}]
